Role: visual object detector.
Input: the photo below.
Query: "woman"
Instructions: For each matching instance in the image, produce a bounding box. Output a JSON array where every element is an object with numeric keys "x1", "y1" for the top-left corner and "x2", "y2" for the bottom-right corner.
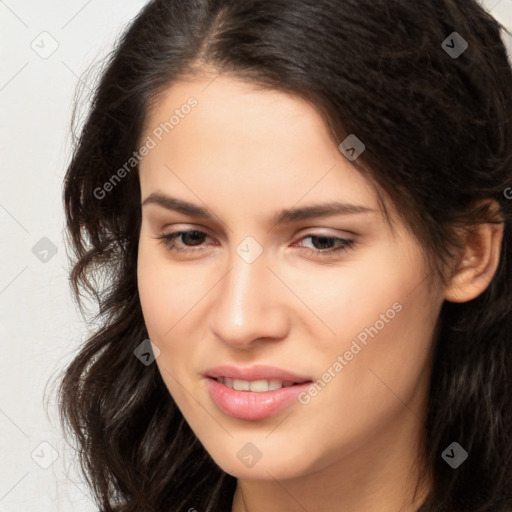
[{"x1": 58, "y1": 0, "x2": 512, "y2": 511}]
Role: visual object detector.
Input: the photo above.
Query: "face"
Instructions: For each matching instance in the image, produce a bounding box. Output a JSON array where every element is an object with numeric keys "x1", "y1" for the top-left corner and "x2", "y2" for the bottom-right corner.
[{"x1": 137, "y1": 74, "x2": 444, "y2": 480}]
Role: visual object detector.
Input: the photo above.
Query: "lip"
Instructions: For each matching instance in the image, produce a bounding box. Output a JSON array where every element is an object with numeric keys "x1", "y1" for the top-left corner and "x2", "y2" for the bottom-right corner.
[
  {"x1": 204, "y1": 364, "x2": 312, "y2": 383},
  {"x1": 205, "y1": 377, "x2": 313, "y2": 420},
  {"x1": 203, "y1": 364, "x2": 314, "y2": 421}
]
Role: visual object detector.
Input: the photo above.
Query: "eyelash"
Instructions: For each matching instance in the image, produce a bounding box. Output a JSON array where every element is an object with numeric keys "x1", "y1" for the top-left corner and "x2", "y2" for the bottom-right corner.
[{"x1": 155, "y1": 230, "x2": 355, "y2": 258}]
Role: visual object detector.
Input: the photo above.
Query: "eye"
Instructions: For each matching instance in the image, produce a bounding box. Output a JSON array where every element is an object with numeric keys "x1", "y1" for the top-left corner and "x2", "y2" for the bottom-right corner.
[
  {"x1": 155, "y1": 230, "x2": 355, "y2": 258},
  {"x1": 294, "y1": 234, "x2": 355, "y2": 257},
  {"x1": 156, "y1": 230, "x2": 211, "y2": 254}
]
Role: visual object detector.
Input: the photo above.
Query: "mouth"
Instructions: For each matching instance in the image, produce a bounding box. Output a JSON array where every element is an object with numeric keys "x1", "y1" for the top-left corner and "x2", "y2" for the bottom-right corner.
[
  {"x1": 210, "y1": 376, "x2": 310, "y2": 392},
  {"x1": 203, "y1": 365, "x2": 314, "y2": 420},
  {"x1": 205, "y1": 377, "x2": 314, "y2": 420},
  {"x1": 204, "y1": 364, "x2": 313, "y2": 385}
]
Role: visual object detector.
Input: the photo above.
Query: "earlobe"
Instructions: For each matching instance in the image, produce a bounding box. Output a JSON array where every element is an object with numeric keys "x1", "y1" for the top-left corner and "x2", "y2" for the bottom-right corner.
[{"x1": 444, "y1": 206, "x2": 504, "y2": 303}]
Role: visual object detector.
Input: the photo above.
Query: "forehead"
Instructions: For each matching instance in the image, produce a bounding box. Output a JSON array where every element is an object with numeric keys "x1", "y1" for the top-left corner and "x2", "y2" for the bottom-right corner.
[
  {"x1": 138, "y1": 74, "x2": 387, "y2": 226},
  {"x1": 142, "y1": 73, "x2": 339, "y2": 159}
]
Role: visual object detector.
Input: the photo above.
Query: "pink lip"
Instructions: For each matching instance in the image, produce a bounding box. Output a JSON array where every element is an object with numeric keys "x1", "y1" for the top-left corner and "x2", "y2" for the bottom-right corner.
[
  {"x1": 204, "y1": 364, "x2": 312, "y2": 383},
  {"x1": 203, "y1": 365, "x2": 314, "y2": 421},
  {"x1": 205, "y1": 377, "x2": 312, "y2": 420}
]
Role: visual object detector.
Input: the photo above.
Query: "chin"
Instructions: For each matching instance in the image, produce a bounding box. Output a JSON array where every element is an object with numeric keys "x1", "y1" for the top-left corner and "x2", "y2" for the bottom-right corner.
[{"x1": 206, "y1": 442, "x2": 315, "y2": 481}]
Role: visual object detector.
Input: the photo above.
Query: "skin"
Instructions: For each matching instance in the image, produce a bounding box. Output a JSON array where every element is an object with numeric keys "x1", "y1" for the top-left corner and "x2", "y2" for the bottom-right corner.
[{"x1": 136, "y1": 74, "x2": 503, "y2": 512}]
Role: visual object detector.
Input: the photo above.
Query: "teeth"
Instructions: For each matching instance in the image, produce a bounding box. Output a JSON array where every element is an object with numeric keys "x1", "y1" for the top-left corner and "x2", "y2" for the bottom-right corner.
[
  {"x1": 233, "y1": 379, "x2": 250, "y2": 391},
  {"x1": 216, "y1": 378, "x2": 297, "y2": 392},
  {"x1": 269, "y1": 380, "x2": 284, "y2": 390},
  {"x1": 248, "y1": 379, "x2": 276, "y2": 392}
]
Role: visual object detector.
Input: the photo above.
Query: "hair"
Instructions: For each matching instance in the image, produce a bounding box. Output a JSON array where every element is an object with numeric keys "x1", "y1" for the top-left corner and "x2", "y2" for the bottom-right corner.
[{"x1": 58, "y1": 0, "x2": 512, "y2": 511}]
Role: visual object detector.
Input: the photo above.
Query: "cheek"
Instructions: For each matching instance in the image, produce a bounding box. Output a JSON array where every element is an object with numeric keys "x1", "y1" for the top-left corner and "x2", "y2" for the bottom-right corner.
[
  {"x1": 319, "y1": 277, "x2": 436, "y2": 421},
  {"x1": 136, "y1": 243, "x2": 207, "y2": 399},
  {"x1": 309, "y1": 249, "x2": 437, "y2": 409},
  {"x1": 295, "y1": 291, "x2": 436, "y2": 470},
  {"x1": 137, "y1": 255, "x2": 191, "y2": 408},
  {"x1": 299, "y1": 258, "x2": 408, "y2": 345},
  {"x1": 137, "y1": 241, "x2": 202, "y2": 338},
  {"x1": 137, "y1": 249, "x2": 166, "y2": 336}
]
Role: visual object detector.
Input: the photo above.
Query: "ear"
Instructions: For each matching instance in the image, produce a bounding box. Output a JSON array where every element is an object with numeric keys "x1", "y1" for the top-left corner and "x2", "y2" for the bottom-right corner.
[{"x1": 444, "y1": 200, "x2": 504, "y2": 303}]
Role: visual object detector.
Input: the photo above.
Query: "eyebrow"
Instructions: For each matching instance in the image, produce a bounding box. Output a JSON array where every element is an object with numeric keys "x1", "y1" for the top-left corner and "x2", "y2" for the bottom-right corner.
[{"x1": 142, "y1": 192, "x2": 375, "y2": 225}]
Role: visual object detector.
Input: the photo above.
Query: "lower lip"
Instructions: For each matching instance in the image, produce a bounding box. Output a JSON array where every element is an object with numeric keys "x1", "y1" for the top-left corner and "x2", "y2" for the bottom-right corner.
[{"x1": 205, "y1": 377, "x2": 312, "y2": 421}]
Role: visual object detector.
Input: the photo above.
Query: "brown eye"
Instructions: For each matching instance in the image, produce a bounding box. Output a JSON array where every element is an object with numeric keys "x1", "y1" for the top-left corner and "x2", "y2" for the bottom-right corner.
[
  {"x1": 294, "y1": 235, "x2": 355, "y2": 258},
  {"x1": 157, "y1": 230, "x2": 211, "y2": 253}
]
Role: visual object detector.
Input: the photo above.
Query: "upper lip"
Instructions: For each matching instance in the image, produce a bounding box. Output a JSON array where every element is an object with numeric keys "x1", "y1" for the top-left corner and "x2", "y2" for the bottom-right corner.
[{"x1": 205, "y1": 364, "x2": 313, "y2": 383}]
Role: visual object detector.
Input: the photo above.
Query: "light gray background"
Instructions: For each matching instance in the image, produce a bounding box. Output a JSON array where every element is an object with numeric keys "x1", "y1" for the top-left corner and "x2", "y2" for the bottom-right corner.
[{"x1": 1, "y1": 1, "x2": 511, "y2": 510}]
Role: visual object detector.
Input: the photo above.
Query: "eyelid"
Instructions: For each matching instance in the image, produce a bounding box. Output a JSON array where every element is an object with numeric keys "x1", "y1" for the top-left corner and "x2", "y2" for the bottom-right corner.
[
  {"x1": 157, "y1": 226, "x2": 356, "y2": 246},
  {"x1": 157, "y1": 223, "x2": 356, "y2": 239},
  {"x1": 295, "y1": 226, "x2": 357, "y2": 238}
]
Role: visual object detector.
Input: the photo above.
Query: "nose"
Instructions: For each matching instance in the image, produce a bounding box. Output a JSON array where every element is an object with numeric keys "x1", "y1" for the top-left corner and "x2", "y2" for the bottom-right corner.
[{"x1": 209, "y1": 245, "x2": 289, "y2": 349}]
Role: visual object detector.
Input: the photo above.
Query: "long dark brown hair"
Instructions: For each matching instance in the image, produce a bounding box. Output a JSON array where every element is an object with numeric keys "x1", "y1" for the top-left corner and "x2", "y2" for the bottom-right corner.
[{"x1": 57, "y1": 0, "x2": 512, "y2": 510}]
